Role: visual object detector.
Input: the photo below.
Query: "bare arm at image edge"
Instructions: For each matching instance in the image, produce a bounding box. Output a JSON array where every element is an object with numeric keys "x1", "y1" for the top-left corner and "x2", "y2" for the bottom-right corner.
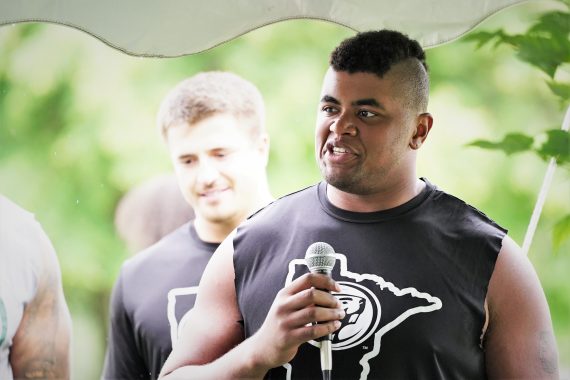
[
  {"x1": 10, "y1": 227, "x2": 71, "y2": 379},
  {"x1": 484, "y1": 235, "x2": 559, "y2": 379},
  {"x1": 159, "y1": 231, "x2": 343, "y2": 379},
  {"x1": 9, "y1": 229, "x2": 72, "y2": 379}
]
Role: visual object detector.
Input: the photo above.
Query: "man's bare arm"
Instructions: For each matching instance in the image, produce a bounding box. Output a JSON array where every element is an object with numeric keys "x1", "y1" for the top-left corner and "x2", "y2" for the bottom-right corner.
[
  {"x1": 160, "y1": 232, "x2": 344, "y2": 379},
  {"x1": 9, "y1": 230, "x2": 72, "y2": 379},
  {"x1": 484, "y1": 235, "x2": 559, "y2": 379}
]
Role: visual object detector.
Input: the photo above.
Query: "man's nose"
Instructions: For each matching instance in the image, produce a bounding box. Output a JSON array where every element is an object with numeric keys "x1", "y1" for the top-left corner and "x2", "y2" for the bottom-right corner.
[
  {"x1": 329, "y1": 113, "x2": 358, "y2": 137},
  {"x1": 196, "y1": 158, "x2": 219, "y2": 185}
]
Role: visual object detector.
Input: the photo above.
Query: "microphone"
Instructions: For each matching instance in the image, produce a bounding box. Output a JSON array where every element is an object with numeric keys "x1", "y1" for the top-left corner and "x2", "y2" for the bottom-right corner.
[{"x1": 305, "y1": 242, "x2": 336, "y2": 380}]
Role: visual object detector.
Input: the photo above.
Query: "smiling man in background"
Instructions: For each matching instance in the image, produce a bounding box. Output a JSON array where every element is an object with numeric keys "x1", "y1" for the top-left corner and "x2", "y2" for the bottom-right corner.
[{"x1": 102, "y1": 71, "x2": 273, "y2": 380}]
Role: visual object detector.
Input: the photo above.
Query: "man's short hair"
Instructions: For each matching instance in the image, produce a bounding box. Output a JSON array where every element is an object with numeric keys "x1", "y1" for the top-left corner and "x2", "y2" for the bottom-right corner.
[
  {"x1": 330, "y1": 30, "x2": 429, "y2": 112},
  {"x1": 157, "y1": 71, "x2": 265, "y2": 139}
]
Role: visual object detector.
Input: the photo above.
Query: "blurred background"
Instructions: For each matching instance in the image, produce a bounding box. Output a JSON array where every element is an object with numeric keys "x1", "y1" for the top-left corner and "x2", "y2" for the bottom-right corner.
[{"x1": 0, "y1": 1, "x2": 568, "y2": 378}]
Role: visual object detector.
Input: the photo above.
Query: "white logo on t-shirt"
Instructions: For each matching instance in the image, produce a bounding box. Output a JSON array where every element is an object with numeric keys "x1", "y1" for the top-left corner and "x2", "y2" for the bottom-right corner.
[
  {"x1": 166, "y1": 287, "x2": 199, "y2": 348},
  {"x1": 285, "y1": 253, "x2": 443, "y2": 380}
]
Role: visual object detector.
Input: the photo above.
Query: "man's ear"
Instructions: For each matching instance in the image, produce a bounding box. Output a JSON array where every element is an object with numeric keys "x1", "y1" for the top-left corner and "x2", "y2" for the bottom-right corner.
[
  {"x1": 409, "y1": 113, "x2": 433, "y2": 150},
  {"x1": 256, "y1": 133, "x2": 270, "y2": 167}
]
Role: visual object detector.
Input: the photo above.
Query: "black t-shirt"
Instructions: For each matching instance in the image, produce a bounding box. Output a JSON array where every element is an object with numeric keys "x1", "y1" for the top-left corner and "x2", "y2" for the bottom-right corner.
[
  {"x1": 102, "y1": 222, "x2": 218, "y2": 380},
  {"x1": 233, "y1": 179, "x2": 506, "y2": 379}
]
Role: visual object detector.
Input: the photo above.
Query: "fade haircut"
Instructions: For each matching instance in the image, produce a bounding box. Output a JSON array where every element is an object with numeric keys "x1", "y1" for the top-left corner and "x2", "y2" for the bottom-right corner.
[
  {"x1": 157, "y1": 71, "x2": 265, "y2": 139},
  {"x1": 330, "y1": 30, "x2": 429, "y2": 112}
]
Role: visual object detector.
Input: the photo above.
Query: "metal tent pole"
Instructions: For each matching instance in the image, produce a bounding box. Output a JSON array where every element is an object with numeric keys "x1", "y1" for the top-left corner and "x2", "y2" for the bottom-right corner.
[{"x1": 521, "y1": 104, "x2": 570, "y2": 256}]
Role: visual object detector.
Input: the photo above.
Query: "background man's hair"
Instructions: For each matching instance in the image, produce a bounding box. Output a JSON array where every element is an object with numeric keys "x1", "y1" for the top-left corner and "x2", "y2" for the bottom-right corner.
[
  {"x1": 157, "y1": 71, "x2": 265, "y2": 139},
  {"x1": 330, "y1": 30, "x2": 429, "y2": 112}
]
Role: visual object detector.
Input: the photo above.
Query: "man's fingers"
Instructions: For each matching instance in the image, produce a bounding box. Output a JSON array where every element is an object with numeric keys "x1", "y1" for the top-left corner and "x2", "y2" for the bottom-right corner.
[
  {"x1": 284, "y1": 287, "x2": 341, "y2": 312},
  {"x1": 283, "y1": 273, "x2": 341, "y2": 296},
  {"x1": 289, "y1": 320, "x2": 342, "y2": 344},
  {"x1": 286, "y1": 305, "x2": 345, "y2": 328}
]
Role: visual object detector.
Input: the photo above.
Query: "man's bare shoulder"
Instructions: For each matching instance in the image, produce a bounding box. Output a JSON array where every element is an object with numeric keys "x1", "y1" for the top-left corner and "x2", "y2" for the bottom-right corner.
[{"x1": 484, "y1": 235, "x2": 559, "y2": 379}]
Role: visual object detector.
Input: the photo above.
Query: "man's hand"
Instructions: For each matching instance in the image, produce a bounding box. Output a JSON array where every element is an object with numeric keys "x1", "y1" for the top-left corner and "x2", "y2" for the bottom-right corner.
[
  {"x1": 160, "y1": 235, "x2": 345, "y2": 380},
  {"x1": 247, "y1": 272, "x2": 345, "y2": 371}
]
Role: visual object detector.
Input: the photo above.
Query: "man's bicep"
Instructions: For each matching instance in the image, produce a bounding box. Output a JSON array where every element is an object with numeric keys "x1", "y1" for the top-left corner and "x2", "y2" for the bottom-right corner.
[
  {"x1": 484, "y1": 235, "x2": 559, "y2": 379},
  {"x1": 161, "y1": 233, "x2": 243, "y2": 375},
  {"x1": 10, "y1": 232, "x2": 71, "y2": 379}
]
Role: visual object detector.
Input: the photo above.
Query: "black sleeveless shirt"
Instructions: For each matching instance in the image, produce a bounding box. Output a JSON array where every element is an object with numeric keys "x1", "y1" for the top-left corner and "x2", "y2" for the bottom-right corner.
[{"x1": 233, "y1": 179, "x2": 506, "y2": 380}]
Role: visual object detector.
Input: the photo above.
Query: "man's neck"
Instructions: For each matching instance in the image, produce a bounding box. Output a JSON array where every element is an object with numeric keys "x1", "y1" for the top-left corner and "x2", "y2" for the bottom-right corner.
[
  {"x1": 326, "y1": 177, "x2": 425, "y2": 213},
  {"x1": 194, "y1": 218, "x2": 236, "y2": 244}
]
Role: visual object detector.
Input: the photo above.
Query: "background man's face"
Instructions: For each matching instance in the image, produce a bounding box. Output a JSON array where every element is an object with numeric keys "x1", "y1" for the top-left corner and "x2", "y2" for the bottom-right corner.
[{"x1": 167, "y1": 113, "x2": 266, "y2": 226}]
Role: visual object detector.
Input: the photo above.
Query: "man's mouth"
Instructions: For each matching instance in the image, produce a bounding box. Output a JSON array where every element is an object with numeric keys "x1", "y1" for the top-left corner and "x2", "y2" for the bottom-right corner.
[
  {"x1": 332, "y1": 146, "x2": 350, "y2": 154},
  {"x1": 199, "y1": 188, "x2": 230, "y2": 198},
  {"x1": 323, "y1": 142, "x2": 358, "y2": 166},
  {"x1": 325, "y1": 141, "x2": 357, "y2": 157}
]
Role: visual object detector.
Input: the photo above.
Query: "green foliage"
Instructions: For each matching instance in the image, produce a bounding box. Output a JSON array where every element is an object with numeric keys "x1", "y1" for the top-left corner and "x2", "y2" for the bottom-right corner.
[
  {"x1": 554, "y1": 214, "x2": 570, "y2": 251},
  {"x1": 467, "y1": 133, "x2": 534, "y2": 155},
  {"x1": 537, "y1": 129, "x2": 570, "y2": 165},
  {"x1": 465, "y1": 6, "x2": 570, "y2": 102},
  {"x1": 547, "y1": 80, "x2": 570, "y2": 100},
  {"x1": 467, "y1": 129, "x2": 570, "y2": 165},
  {"x1": 467, "y1": 10, "x2": 570, "y2": 67},
  {"x1": 465, "y1": 1, "x2": 570, "y2": 254}
]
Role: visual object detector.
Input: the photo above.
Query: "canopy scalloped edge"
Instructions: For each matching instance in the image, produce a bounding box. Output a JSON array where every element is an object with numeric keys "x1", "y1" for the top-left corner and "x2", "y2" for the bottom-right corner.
[{"x1": 0, "y1": 0, "x2": 531, "y2": 57}]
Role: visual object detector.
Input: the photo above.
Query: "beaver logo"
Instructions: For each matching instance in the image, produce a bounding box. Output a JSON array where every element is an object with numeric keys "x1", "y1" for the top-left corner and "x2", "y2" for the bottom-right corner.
[{"x1": 332, "y1": 282, "x2": 381, "y2": 349}]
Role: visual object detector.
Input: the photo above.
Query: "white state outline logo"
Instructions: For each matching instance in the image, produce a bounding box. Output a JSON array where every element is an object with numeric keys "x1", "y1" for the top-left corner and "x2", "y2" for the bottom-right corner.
[
  {"x1": 284, "y1": 253, "x2": 443, "y2": 380},
  {"x1": 167, "y1": 286, "x2": 199, "y2": 348}
]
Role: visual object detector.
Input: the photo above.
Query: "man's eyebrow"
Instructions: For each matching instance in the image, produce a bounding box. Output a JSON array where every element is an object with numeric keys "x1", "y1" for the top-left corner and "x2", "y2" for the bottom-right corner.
[
  {"x1": 353, "y1": 98, "x2": 383, "y2": 109},
  {"x1": 320, "y1": 95, "x2": 340, "y2": 104},
  {"x1": 320, "y1": 95, "x2": 384, "y2": 110}
]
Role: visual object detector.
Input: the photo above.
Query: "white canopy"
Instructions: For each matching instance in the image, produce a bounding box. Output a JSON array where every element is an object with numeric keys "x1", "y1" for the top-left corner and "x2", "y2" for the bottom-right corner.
[{"x1": 0, "y1": 0, "x2": 528, "y2": 57}]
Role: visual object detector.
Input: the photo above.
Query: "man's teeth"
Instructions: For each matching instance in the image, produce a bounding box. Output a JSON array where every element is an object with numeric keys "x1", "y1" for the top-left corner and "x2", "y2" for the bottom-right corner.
[{"x1": 332, "y1": 146, "x2": 349, "y2": 153}]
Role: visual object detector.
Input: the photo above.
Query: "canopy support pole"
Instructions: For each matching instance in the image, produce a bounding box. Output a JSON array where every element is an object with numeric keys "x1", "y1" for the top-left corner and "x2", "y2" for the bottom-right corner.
[{"x1": 522, "y1": 104, "x2": 570, "y2": 256}]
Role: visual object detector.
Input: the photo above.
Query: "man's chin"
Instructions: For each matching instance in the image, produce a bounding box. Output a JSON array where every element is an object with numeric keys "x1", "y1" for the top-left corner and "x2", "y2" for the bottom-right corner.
[{"x1": 200, "y1": 209, "x2": 236, "y2": 224}]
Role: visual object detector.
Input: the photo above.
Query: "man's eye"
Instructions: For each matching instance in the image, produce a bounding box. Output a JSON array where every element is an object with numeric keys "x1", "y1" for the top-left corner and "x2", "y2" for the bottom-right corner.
[
  {"x1": 358, "y1": 110, "x2": 376, "y2": 118},
  {"x1": 322, "y1": 106, "x2": 337, "y2": 114},
  {"x1": 214, "y1": 151, "x2": 229, "y2": 158}
]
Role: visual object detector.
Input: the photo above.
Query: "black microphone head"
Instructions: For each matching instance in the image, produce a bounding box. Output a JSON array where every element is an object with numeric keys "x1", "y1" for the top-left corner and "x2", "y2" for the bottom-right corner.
[{"x1": 305, "y1": 242, "x2": 336, "y2": 274}]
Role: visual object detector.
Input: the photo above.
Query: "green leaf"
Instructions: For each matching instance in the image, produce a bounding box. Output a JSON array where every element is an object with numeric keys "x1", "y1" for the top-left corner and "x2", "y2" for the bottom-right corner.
[
  {"x1": 553, "y1": 214, "x2": 570, "y2": 252},
  {"x1": 467, "y1": 133, "x2": 534, "y2": 155},
  {"x1": 529, "y1": 11, "x2": 570, "y2": 37},
  {"x1": 535, "y1": 129, "x2": 570, "y2": 164},
  {"x1": 463, "y1": 31, "x2": 502, "y2": 49},
  {"x1": 513, "y1": 35, "x2": 570, "y2": 78},
  {"x1": 464, "y1": 8, "x2": 570, "y2": 78},
  {"x1": 547, "y1": 80, "x2": 570, "y2": 102}
]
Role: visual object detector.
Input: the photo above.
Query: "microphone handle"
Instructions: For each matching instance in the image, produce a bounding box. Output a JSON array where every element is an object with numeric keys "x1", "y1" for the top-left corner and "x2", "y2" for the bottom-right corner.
[{"x1": 311, "y1": 269, "x2": 333, "y2": 379}]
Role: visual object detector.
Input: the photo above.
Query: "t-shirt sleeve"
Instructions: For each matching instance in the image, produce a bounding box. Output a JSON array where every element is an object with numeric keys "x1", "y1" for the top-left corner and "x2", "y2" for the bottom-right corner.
[{"x1": 101, "y1": 270, "x2": 149, "y2": 379}]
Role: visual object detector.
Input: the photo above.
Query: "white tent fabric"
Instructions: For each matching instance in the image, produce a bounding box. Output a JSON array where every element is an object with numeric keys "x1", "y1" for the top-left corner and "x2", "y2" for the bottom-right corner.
[{"x1": 0, "y1": 0, "x2": 529, "y2": 57}]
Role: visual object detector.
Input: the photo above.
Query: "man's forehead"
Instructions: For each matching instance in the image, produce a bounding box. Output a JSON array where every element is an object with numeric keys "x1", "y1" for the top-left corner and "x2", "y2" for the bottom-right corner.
[{"x1": 320, "y1": 69, "x2": 391, "y2": 105}]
